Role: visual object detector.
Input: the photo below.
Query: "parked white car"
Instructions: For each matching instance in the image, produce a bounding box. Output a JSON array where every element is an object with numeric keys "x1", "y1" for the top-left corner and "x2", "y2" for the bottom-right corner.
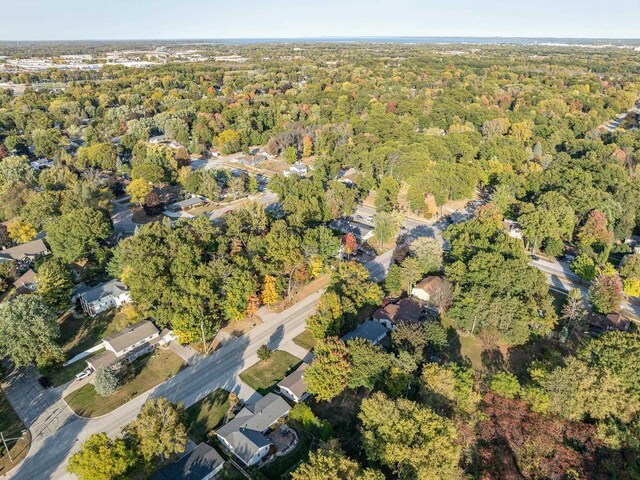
[{"x1": 75, "y1": 368, "x2": 92, "y2": 381}]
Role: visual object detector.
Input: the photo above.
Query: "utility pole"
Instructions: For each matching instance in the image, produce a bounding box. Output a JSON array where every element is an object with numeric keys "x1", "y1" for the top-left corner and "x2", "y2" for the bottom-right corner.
[{"x1": 0, "y1": 430, "x2": 25, "y2": 462}]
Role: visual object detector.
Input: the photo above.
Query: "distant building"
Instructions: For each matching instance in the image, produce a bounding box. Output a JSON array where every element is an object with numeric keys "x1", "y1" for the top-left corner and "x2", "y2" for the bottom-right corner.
[
  {"x1": 341, "y1": 320, "x2": 388, "y2": 345},
  {"x1": 148, "y1": 134, "x2": 183, "y2": 150},
  {"x1": 30, "y1": 158, "x2": 54, "y2": 170},
  {"x1": 0, "y1": 239, "x2": 50, "y2": 270},
  {"x1": 329, "y1": 219, "x2": 374, "y2": 242},
  {"x1": 373, "y1": 297, "x2": 423, "y2": 330},
  {"x1": 277, "y1": 363, "x2": 309, "y2": 403},
  {"x1": 78, "y1": 279, "x2": 132, "y2": 316},
  {"x1": 151, "y1": 442, "x2": 225, "y2": 480},
  {"x1": 586, "y1": 312, "x2": 631, "y2": 333},
  {"x1": 285, "y1": 163, "x2": 308, "y2": 177},
  {"x1": 216, "y1": 393, "x2": 291, "y2": 466},
  {"x1": 166, "y1": 195, "x2": 207, "y2": 213},
  {"x1": 87, "y1": 319, "x2": 171, "y2": 371},
  {"x1": 503, "y1": 219, "x2": 523, "y2": 239}
]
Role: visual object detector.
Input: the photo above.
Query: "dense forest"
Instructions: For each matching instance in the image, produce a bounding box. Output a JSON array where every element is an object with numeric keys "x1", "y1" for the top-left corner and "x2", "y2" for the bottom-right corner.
[{"x1": 2, "y1": 42, "x2": 640, "y2": 479}]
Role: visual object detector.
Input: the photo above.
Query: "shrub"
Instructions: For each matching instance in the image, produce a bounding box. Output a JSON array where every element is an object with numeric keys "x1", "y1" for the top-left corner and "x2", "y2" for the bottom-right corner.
[
  {"x1": 257, "y1": 345, "x2": 272, "y2": 362},
  {"x1": 543, "y1": 238, "x2": 565, "y2": 258},
  {"x1": 490, "y1": 372, "x2": 521, "y2": 399},
  {"x1": 94, "y1": 367, "x2": 120, "y2": 397}
]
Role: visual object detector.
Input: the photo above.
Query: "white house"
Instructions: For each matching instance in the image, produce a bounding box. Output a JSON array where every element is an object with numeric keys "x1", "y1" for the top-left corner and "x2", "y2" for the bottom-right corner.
[
  {"x1": 30, "y1": 158, "x2": 54, "y2": 170},
  {"x1": 78, "y1": 279, "x2": 132, "y2": 316},
  {"x1": 216, "y1": 393, "x2": 290, "y2": 466},
  {"x1": 503, "y1": 219, "x2": 523, "y2": 239},
  {"x1": 285, "y1": 162, "x2": 308, "y2": 177},
  {"x1": 86, "y1": 320, "x2": 171, "y2": 371},
  {"x1": 277, "y1": 363, "x2": 309, "y2": 403}
]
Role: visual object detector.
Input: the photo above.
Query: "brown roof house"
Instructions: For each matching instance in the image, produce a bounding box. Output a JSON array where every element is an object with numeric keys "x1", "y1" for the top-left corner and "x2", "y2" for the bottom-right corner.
[
  {"x1": 13, "y1": 268, "x2": 37, "y2": 293},
  {"x1": 0, "y1": 239, "x2": 50, "y2": 270},
  {"x1": 587, "y1": 312, "x2": 631, "y2": 333},
  {"x1": 373, "y1": 297, "x2": 423, "y2": 331},
  {"x1": 277, "y1": 363, "x2": 309, "y2": 403},
  {"x1": 87, "y1": 320, "x2": 171, "y2": 371}
]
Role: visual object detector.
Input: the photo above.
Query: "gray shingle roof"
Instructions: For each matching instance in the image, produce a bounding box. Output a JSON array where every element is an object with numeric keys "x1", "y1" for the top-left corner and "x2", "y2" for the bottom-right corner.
[
  {"x1": 277, "y1": 363, "x2": 308, "y2": 400},
  {"x1": 80, "y1": 279, "x2": 129, "y2": 304},
  {"x1": 151, "y1": 443, "x2": 225, "y2": 480},
  {"x1": 329, "y1": 219, "x2": 373, "y2": 241},
  {"x1": 216, "y1": 393, "x2": 290, "y2": 464},
  {"x1": 103, "y1": 320, "x2": 159, "y2": 353},
  {"x1": 342, "y1": 320, "x2": 388, "y2": 344}
]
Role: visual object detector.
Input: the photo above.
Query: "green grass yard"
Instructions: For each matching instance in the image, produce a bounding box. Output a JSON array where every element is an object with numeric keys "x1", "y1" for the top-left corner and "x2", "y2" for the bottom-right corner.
[
  {"x1": 64, "y1": 349, "x2": 185, "y2": 417},
  {"x1": 184, "y1": 389, "x2": 232, "y2": 442},
  {"x1": 47, "y1": 309, "x2": 132, "y2": 387},
  {"x1": 0, "y1": 391, "x2": 30, "y2": 475},
  {"x1": 292, "y1": 330, "x2": 316, "y2": 351},
  {"x1": 239, "y1": 351, "x2": 301, "y2": 395}
]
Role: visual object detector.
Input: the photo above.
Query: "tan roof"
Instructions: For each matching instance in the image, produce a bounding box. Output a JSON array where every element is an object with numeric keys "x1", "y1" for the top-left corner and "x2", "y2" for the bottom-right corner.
[
  {"x1": 87, "y1": 350, "x2": 117, "y2": 370},
  {"x1": 414, "y1": 276, "x2": 445, "y2": 295},
  {"x1": 103, "y1": 320, "x2": 159, "y2": 353},
  {"x1": 0, "y1": 239, "x2": 48, "y2": 262},
  {"x1": 277, "y1": 363, "x2": 308, "y2": 399},
  {"x1": 13, "y1": 269, "x2": 36, "y2": 288}
]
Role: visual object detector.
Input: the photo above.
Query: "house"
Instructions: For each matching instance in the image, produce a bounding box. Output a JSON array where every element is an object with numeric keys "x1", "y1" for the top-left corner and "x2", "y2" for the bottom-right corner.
[
  {"x1": 503, "y1": 220, "x2": 523, "y2": 239},
  {"x1": 329, "y1": 219, "x2": 374, "y2": 242},
  {"x1": 78, "y1": 279, "x2": 132, "y2": 316},
  {"x1": 30, "y1": 158, "x2": 54, "y2": 170},
  {"x1": 166, "y1": 196, "x2": 207, "y2": 213},
  {"x1": 151, "y1": 442, "x2": 225, "y2": 480},
  {"x1": 87, "y1": 320, "x2": 170, "y2": 371},
  {"x1": 587, "y1": 312, "x2": 631, "y2": 333},
  {"x1": 148, "y1": 134, "x2": 183, "y2": 150},
  {"x1": 373, "y1": 297, "x2": 423, "y2": 330},
  {"x1": 285, "y1": 163, "x2": 308, "y2": 177},
  {"x1": 13, "y1": 268, "x2": 37, "y2": 292},
  {"x1": 216, "y1": 393, "x2": 291, "y2": 466},
  {"x1": 411, "y1": 276, "x2": 447, "y2": 303},
  {"x1": 0, "y1": 239, "x2": 50, "y2": 270},
  {"x1": 277, "y1": 363, "x2": 309, "y2": 403},
  {"x1": 341, "y1": 320, "x2": 388, "y2": 345}
]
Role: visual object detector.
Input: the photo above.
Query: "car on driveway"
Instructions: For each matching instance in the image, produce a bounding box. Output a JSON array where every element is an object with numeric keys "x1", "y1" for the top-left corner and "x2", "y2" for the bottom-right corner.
[{"x1": 75, "y1": 369, "x2": 92, "y2": 381}]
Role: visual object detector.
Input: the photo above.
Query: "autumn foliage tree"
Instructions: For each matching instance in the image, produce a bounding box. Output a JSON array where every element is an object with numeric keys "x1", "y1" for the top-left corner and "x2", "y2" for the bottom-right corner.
[
  {"x1": 305, "y1": 337, "x2": 352, "y2": 401},
  {"x1": 589, "y1": 274, "x2": 624, "y2": 314}
]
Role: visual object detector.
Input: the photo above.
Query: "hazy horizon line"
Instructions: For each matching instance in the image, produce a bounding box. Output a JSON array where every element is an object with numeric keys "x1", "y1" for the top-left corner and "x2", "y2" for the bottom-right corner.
[{"x1": 2, "y1": 35, "x2": 640, "y2": 43}]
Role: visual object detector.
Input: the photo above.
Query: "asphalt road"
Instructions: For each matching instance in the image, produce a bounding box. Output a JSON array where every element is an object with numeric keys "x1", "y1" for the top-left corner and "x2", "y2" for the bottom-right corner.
[
  {"x1": 6, "y1": 200, "x2": 448, "y2": 479},
  {"x1": 6, "y1": 291, "x2": 322, "y2": 480},
  {"x1": 531, "y1": 257, "x2": 640, "y2": 320}
]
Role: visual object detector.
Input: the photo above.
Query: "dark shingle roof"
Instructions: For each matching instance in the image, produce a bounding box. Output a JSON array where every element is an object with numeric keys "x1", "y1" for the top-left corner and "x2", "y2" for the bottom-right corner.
[{"x1": 151, "y1": 443, "x2": 224, "y2": 480}]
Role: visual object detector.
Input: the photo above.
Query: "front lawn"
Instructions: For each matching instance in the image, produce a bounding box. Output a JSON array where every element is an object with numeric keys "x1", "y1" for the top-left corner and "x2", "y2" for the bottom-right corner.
[
  {"x1": 292, "y1": 330, "x2": 316, "y2": 351},
  {"x1": 47, "y1": 351, "x2": 99, "y2": 387},
  {"x1": 58, "y1": 309, "x2": 129, "y2": 358},
  {"x1": 184, "y1": 389, "x2": 231, "y2": 442},
  {"x1": 0, "y1": 391, "x2": 30, "y2": 475},
  {"x1": 239, "y1": 351, "x2": 301, "y2": 395},
  {"x1": 64, "y1": 349, "x2": 186, "y2": 417}
]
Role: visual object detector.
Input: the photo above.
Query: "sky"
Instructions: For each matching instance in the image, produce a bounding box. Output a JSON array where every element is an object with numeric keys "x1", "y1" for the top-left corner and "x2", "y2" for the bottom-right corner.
[{"x1": 1, "y1": 0, "x2": 639, "y2": 41}]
